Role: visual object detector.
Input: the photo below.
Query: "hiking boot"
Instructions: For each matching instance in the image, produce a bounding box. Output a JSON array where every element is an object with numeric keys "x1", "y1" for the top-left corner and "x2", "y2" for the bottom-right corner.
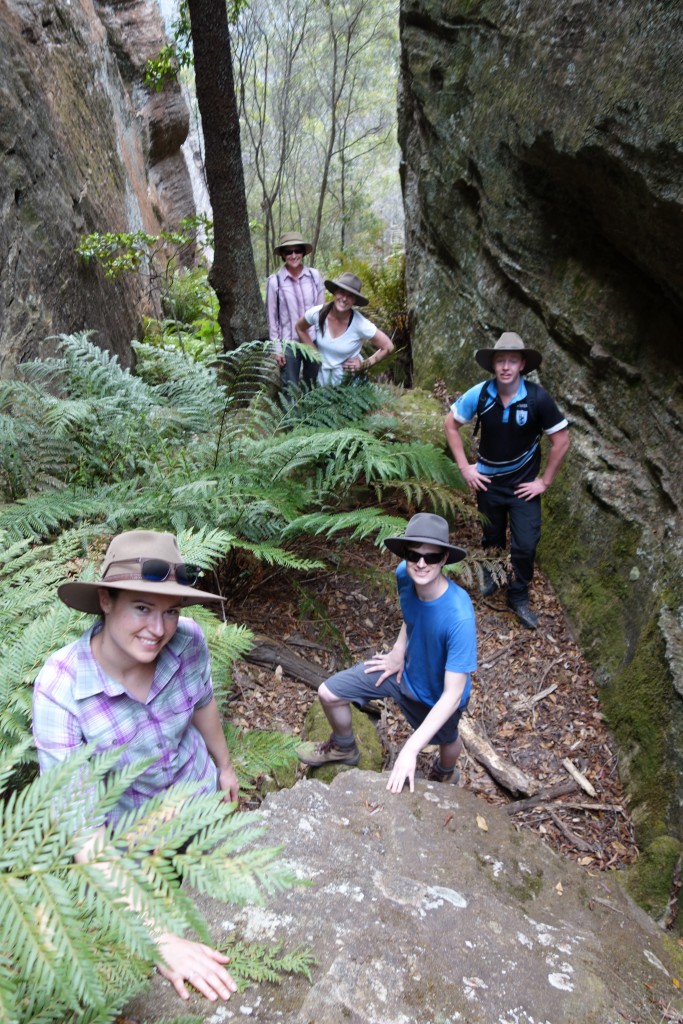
[
  {"x1": 480, "y1": 568, "x2": 499, "y2": 598},
  {"x1": 425, "y1": 757, "x2": 460, "y2": 784},
  {"x1": 297, "y1": 735, "x2": 360, "y2": 767},
  {"x1": 507, "y1": 600, "x2": 538, "y2": 630}
]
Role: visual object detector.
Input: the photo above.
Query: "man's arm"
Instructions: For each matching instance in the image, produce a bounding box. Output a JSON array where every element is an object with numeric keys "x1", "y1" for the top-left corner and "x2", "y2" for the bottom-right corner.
[
  {"x1": 265, "y1": 275, "x2": 286, "y2": 365},
  {"x1": 444, "y1": 413, "x2": 492, "y2": 491},
  {"x1": 192, "y1": 698, "x2": 239, "y2": 803},
  {"x1": 386, "y1": 670, "x2": 467, "y2": 795},
  {"x1": 514, "y1": 427, "x2": 570, "y2": 501}
]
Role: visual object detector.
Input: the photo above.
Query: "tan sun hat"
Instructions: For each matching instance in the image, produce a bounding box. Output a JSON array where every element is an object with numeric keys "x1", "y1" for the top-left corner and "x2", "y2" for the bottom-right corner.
[
  {"x1": 323, "y1": 271, "x2": 369, "y2": 307},
  {"x1": 475, "y1": 332, "x2": 542, "y2": 373},
  {"x1": 57, "y1": 530, "x2": 225, "y2": 614},
  {"x1": 274, "y1": 231, "x2": 313, "y2": 257},
  {"x1": 384, "y1": 513, "x2": 466, "y2": 565}
]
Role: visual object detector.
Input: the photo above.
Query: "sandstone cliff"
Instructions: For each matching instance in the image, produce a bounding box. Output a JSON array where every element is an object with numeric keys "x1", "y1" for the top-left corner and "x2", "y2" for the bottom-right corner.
[
  {"x1": 0, "y1": 0, "x2": 195, "y2": 375},
  {"x1": 399, "y1": 0, "x2": 683, "y2": 859}
]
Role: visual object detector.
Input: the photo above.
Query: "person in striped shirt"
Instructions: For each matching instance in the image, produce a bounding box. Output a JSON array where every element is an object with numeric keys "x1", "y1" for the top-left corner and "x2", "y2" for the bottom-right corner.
[{"x1": 445, "y1": 333, "x2": 569, "y2": 630}]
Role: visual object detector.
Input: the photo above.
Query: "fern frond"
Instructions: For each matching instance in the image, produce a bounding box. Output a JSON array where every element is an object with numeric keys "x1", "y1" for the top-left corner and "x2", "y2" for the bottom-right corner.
[
  {"x1": 223, "y1": 726, "x2": 300, "y2": 789},
  {"x1": 281, "y1": 508, "x2": 408, "y2": 546},
  {"x1": 220, "y1": 940, "x2": 315, "y2": 988},
  {"x1": 214, "y1": 339, "x2": 279, "y2": 407},
  {"x1": 0, "y1": 752, "x2": 301, "y2": 1022}
]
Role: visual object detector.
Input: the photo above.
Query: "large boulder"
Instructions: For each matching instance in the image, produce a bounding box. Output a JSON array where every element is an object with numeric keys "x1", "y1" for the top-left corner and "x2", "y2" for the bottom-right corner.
[
  {"x1": 0, "y1": 0, "x2": 195, "y2": 374},
  {"x1": 126, "y1": 771, "x2": 683, "y2": 1022},
  {"x1": 399, "y1": 0, "x2": 683, "y2": 861}
]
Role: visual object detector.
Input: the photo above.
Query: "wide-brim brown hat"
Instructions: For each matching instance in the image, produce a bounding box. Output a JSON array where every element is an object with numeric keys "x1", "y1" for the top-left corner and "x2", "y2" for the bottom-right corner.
[
  {"x1": 475, "y1": 332, "x2": 542, "y2": 373},
  {"x1": 384, "y1": 513, "x2": 466, "y2": 565},
  {"x1": 324, "y1": 271, "x2": 369, "y2": 307},
  {"x1": 274, "y1": 231, "x2": 313, "y2": 257},
  {"x1": 58, "y1": 530, "x2": 225, "y2": 614}
]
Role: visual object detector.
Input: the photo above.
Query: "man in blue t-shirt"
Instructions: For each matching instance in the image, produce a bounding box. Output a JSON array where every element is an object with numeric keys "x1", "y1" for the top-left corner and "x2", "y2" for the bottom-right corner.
[
  {"x1": 444, "y1": 332, "x2": 570, "y2": 630},
  {"x1": 297, "y1": 514, "x2": 477, "y2": 794}
]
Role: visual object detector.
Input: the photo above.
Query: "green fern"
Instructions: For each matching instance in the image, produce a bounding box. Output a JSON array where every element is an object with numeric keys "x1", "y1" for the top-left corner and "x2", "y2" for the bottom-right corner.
[
  {"x1": 0, "y1": 749, "x2": 301, "y2": 1024},
  {"x1": 219, "y1": 940, "x2": 315, "y2": 988},
  {"x1": 224, "y1": 725, "x2": 300, "y2": 790}
]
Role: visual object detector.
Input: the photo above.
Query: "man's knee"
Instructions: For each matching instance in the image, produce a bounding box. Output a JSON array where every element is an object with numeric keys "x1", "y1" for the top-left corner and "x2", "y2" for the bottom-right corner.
[{"x1": 318, "y1": 682, "x2": 345, "y2": 706}]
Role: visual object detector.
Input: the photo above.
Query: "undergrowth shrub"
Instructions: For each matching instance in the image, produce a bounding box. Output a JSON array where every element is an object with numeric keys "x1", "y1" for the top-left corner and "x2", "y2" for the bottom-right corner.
[{"x1": 0, "y1": 329, "x2": 472, "y2": 1020}]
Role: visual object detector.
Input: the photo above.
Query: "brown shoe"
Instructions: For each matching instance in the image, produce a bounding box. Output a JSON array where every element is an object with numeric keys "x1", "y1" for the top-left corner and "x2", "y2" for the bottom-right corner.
[
  {"x1": 425, "y1": 757, "x2": 460, "y2": 784},
  {"x1": 297, "y1": 735, "x2": 360, "y2": 767}
]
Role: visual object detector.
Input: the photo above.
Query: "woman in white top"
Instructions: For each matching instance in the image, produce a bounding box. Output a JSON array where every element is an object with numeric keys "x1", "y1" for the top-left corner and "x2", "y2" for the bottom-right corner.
[{"x1": 295, "y1": 272, "x2": 393, "y2": 387}]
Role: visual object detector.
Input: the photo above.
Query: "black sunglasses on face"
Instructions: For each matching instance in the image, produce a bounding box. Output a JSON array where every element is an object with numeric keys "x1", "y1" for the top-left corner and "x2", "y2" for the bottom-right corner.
[
  {"x1": 404, "y1": 548, "x2": 446, "y2": 565},
  {"x1": 283, "y1": 247, "x2": 305, "y2": 255},
  {"x1": 106, "y1": 558, "x2": 202, "y2": 586}
]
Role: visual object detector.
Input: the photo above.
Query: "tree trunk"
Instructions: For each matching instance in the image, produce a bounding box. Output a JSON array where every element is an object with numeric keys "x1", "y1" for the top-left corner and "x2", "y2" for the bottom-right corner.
[{"x1": 187, "y1": 0, "x2": 267, "y2": 350}]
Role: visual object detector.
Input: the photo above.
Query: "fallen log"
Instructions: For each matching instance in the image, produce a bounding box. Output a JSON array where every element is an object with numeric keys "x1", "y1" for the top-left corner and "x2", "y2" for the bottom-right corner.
[
  {"x1": 459, "y1": 717, "x2": 538, "y2": 797},
  {"x1": 244, "y1": 634, "x2": 327, "y2": 691},
  {"x1": 506, "y1": 781, "x2": 577, "y2": 813}
]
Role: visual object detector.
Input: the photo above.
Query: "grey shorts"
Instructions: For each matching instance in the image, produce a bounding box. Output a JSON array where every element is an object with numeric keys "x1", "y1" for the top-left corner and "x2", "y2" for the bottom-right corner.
[{"x1": 324, "y1": 662, "x2": 467, "y2": 746}]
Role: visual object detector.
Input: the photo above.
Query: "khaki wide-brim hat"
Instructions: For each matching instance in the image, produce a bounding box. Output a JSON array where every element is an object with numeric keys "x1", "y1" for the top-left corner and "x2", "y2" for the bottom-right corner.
[
  {"x1": 274, "y1": 231, "x2": 313, "y2": 257},
  {"x1": 58, "y1": 530, "x2": 225, "y2": 614},
  {"x1": 384, "y1": 513, "x2": 466, "y2": 565},
  {"x1": 475, "y1": 332, "x2": 542, "y2": 373},
  {"x1": 324, "y1": 271, "x2": 369, "y2": 307}
]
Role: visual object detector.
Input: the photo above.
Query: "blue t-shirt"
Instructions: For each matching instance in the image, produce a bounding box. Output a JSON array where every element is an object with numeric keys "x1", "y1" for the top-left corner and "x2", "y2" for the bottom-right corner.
[{"x1": 396, "y1": 562, "x2": 477, "y2": 709}]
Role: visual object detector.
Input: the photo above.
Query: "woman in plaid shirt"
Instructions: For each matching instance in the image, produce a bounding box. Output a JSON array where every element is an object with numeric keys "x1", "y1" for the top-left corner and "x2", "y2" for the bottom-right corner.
[{"x1": 33, "y1": 530, "x2": 239, "y2": 1004}]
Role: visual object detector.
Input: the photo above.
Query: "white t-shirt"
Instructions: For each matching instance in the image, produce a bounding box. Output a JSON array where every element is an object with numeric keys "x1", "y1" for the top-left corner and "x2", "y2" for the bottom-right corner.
[{"x1": 305, "y1": 304, "x2": 377, "y2": 386}]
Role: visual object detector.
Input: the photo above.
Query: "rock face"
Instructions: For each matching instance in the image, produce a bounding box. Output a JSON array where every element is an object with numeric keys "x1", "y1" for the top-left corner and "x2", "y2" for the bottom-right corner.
[
  {"x1": 126, "y1": 771, "x2": 683, "y2": 1023},
  {"x1": 399, "y1": 0, "x2": 683, "y2": 855},
  {"x1": 0, "y1": 0, "x2": 195, "y2": 374}
]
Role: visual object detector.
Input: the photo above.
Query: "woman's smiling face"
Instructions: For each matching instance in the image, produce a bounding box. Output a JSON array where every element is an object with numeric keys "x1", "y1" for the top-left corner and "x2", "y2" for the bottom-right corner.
[
  {"x1": 332, "y1": 288, "x2": 356, "y2": 312},
  {"x1": 97, "y1": 589, "x2": 182, "y2": 668},
  {"x1": 283, "y1": 247, "x2": 304, "y2": 272}
]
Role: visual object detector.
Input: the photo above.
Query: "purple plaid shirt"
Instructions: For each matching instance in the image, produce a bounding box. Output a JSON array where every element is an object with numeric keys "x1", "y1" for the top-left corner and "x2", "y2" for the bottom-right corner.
[{"x1": 32, "y1": 617, "x2": 218, "y2": 826}]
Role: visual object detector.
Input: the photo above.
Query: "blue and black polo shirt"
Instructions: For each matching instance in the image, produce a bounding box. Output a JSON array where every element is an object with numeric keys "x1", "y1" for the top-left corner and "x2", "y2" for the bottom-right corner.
[{"x1": 451, "y1": 378, "x2": 568, "y2": 487}]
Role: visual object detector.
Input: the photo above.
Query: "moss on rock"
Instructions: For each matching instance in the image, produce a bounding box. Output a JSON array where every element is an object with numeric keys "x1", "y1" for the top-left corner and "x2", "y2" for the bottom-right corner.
[
  {"x1": 300, "y1": 700, "x2": 384, "y2": 784},
  {"x1": 390, "y1": 385, "x2": 449, "y2": 449},
  {"x1": 604, "y1": 618, "x2": 677, "y2": 847},
  {"x1": 622, "y1": 835, "x2": 682, "y2": 927}
]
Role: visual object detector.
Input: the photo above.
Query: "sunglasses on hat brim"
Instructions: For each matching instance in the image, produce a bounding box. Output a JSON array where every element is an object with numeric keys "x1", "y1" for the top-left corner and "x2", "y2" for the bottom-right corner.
[{"x1": 104, "y1": 558, "x2": 203, "y2": 587}]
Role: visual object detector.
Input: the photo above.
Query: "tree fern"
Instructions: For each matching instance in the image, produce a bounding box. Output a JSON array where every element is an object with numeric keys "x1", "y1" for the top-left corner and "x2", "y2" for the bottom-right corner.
[{"x1": 0, "y1": 750, "x2": 302, "y2": 1024}]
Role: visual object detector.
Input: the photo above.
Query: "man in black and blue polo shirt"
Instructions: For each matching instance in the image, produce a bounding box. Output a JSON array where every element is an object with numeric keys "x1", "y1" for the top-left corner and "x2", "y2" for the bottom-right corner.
[{"x1": 444, "y1": 333, "x2": 569, "y2": 630}]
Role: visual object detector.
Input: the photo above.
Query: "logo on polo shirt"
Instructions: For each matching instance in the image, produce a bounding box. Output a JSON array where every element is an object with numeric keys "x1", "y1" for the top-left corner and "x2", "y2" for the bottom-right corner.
[{"x1": 516, "y1": 407, "x2": 528, "y2": 426}]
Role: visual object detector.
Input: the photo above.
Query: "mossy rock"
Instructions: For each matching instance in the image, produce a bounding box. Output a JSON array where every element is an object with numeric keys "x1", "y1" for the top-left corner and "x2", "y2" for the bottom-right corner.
[
  {"x1": 300, "y1": 700, "x2": 384, "y2": 783},
  {"x1": 390, "y1": 386, "x2": 448, "y2": 449},
  {"x1": 259, "y1": 758, "x2": 300, "y2": 796},
  {"x1": 622, "y1": 835, "x2": 682, "y2": 929}
]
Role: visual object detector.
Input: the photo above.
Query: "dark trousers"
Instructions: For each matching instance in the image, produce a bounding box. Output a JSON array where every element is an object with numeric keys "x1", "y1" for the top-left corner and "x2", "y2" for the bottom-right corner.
[
  {"x1": 477, "y1": 484, "x2": 542, "y2": 604},
  {"x1": 280, "y1": 349, "x2": 319, "y2": 389}
]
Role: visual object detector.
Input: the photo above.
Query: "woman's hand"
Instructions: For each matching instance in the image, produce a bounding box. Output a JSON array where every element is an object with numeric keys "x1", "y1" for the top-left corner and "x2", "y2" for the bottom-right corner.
[
  {"x1": 342, "y1": 356, "x2": 364, "y2": 372},
  {"x1": 218, "y1": 764, "x2": 240, "y2": 803},
  {"x1": 155, "y1": 933, "x2": 238, "y2": 1002}
]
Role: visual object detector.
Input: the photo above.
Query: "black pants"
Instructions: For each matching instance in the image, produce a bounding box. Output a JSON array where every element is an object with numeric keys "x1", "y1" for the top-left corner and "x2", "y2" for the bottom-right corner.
[
  {"x1": 477, "y1": 484, "x2": 541, "y2": 604},
  {"x1": 280, "y1": 349, "x2": 319, "y2": 389}
]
